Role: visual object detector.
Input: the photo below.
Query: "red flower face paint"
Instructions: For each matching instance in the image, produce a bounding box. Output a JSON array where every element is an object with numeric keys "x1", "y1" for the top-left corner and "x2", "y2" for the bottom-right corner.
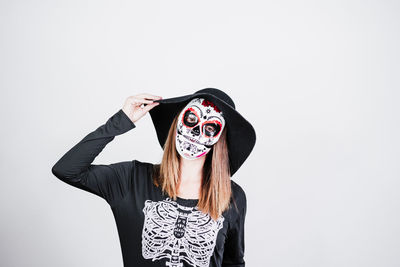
[{"x1": 201, "y1": 99, "x2": 221, "y2": 113}]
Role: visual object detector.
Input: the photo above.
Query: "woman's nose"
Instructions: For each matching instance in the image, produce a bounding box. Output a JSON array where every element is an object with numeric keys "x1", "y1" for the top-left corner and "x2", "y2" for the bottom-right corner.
[{"x1": 191, "y1": 125, "x2": 200, "y2": 136}]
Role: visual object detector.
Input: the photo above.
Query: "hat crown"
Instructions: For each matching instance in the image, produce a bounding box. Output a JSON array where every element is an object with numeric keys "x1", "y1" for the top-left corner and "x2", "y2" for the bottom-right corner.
[{"x1": 194, "y1": 88, "x2": 235, "y2": 109}]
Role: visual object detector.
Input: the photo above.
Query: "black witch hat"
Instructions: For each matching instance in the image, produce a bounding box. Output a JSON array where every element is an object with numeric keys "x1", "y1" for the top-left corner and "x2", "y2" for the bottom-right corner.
[{"x1": 149, "y1": 87, "x2": 256, "y2": 176}]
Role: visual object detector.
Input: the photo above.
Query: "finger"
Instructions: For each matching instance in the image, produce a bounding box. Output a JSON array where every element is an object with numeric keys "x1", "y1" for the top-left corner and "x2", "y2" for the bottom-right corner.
[
  {"x1": 137, "y1": 101, "x2": 157, "y2": 109},
  {"x1": 129, "y1": 97, "x2": 154, "y2": 105},
  {"x1": 136, "y1": 93, "x2": 163, "y2": 100},
  {"x1": 134, "y1": 98, "x2": 155, "y2": 104},
  {"x1": 141, "y1": 102, "x2": 159, "y2": 112}
]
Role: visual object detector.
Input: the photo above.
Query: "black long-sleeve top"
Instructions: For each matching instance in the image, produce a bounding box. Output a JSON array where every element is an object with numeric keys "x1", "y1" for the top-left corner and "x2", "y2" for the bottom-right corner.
[{"x1": 51, "y1": 108, "x2": 247, "y2": 267}]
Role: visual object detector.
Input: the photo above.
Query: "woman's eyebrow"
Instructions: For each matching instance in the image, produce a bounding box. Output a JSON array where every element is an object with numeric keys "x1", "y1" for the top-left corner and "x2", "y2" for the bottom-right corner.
[
  {"x1": 191, "y1": 105, "x2": 203, "y2": 117},
  {"x1": 206, "y1": 115, "x2": 223, "y2": 123}
]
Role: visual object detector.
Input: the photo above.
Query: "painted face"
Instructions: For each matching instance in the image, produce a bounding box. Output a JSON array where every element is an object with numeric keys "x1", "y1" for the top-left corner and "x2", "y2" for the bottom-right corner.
[{"x1": 175, "y1": 97, "x2": 225, "y2": 160}]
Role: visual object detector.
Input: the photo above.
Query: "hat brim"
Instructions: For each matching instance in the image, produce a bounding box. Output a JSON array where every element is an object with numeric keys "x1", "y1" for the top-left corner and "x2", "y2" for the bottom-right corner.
[{"x1": 149, "y1": 92, "x2": 256, "y2": 176}]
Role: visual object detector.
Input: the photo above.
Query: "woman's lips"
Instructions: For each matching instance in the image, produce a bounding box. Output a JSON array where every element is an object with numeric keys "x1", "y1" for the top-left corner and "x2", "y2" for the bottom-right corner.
[{"x1": 183, "y1": 135, "x2": 201, "y2": 145}]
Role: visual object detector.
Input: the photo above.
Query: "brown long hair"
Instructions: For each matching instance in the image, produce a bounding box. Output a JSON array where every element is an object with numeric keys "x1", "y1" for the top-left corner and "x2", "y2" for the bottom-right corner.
[{"x1": 152, "y1": 111, "x2": 233, "y2": 221}]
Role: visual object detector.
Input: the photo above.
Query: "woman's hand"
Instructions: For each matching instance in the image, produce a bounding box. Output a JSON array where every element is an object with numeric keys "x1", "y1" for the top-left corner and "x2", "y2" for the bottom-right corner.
[{"x1": 122, "y1": 93, "x2": 162, "y2": 124}]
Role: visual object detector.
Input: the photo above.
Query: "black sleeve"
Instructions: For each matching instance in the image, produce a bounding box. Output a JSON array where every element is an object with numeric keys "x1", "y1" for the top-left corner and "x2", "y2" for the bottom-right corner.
[
  {"x1": 51, "y1": 109, "x2": 136, "y2": 206},
  {"x1": 222, "y1": 183, "x2": 247, "y2": 267}
]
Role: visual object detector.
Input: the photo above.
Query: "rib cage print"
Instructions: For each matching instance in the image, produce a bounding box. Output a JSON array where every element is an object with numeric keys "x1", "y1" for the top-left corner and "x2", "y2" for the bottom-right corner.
[{"x1": 141, "y1": 197, "x2": 225, "y2": 267}]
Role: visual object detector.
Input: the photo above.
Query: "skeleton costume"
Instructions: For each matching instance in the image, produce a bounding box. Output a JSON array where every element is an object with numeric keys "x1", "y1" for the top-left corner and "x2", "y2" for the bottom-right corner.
[{"x1": 52, "y1": 88, "x2": 256, "y2": 267}]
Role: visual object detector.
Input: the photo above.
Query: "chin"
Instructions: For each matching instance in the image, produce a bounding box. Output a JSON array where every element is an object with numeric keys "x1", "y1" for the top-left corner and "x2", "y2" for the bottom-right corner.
[
  {"x1": 195, "y1": 151, "x2": 208, "y2": 158},
  {"x1": 179, "y1": 151, "x2": 208, "y2": 160}
]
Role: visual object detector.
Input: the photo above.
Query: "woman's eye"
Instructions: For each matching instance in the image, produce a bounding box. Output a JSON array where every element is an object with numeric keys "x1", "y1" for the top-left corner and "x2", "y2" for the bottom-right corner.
[
  {"x1": 205, "y1": 125, "x2": 215, "y2": 132},
  {"x1": 204, "y1": 123, "x2": 221, "y2": 137},
  {"x1": 188, "y1": 114, "x2": 197, "y2": 123},
  {"x1": 183, "y1": 110, "x2": 199, "y2": 127}
]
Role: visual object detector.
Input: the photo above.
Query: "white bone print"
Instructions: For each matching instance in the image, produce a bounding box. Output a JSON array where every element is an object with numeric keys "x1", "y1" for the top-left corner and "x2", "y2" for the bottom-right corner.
[{"x1": 141, "y1": 198, "x2": 225, "y2": 267}]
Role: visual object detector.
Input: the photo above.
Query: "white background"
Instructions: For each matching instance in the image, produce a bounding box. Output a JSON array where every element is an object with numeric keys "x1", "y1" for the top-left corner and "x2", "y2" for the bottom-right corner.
[{"x1": 1, "y1": 0, "x2": 399, "y2": 266}]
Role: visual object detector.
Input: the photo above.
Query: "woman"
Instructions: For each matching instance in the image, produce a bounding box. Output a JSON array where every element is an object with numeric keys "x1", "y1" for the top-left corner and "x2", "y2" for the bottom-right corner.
[{"x1": 52, "y1": 88, "x2": 256, "y2": 267}]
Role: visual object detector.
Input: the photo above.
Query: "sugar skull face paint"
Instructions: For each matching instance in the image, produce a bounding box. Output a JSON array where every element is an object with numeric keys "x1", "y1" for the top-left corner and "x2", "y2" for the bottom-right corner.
[{"x1": 175, "y1": 97, "x2": 225, "y2": 160}]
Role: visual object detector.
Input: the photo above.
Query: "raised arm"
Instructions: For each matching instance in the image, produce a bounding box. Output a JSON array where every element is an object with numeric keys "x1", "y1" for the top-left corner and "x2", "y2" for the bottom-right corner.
[{"x1": 51, "y1": 94, "x2": 162, "y2": 205}]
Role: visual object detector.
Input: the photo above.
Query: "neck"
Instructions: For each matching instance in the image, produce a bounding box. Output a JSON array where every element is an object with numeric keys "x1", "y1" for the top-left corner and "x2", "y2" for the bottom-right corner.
[{"x1": 179, "y1": 156, "x2": 205, "y2": 183}]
